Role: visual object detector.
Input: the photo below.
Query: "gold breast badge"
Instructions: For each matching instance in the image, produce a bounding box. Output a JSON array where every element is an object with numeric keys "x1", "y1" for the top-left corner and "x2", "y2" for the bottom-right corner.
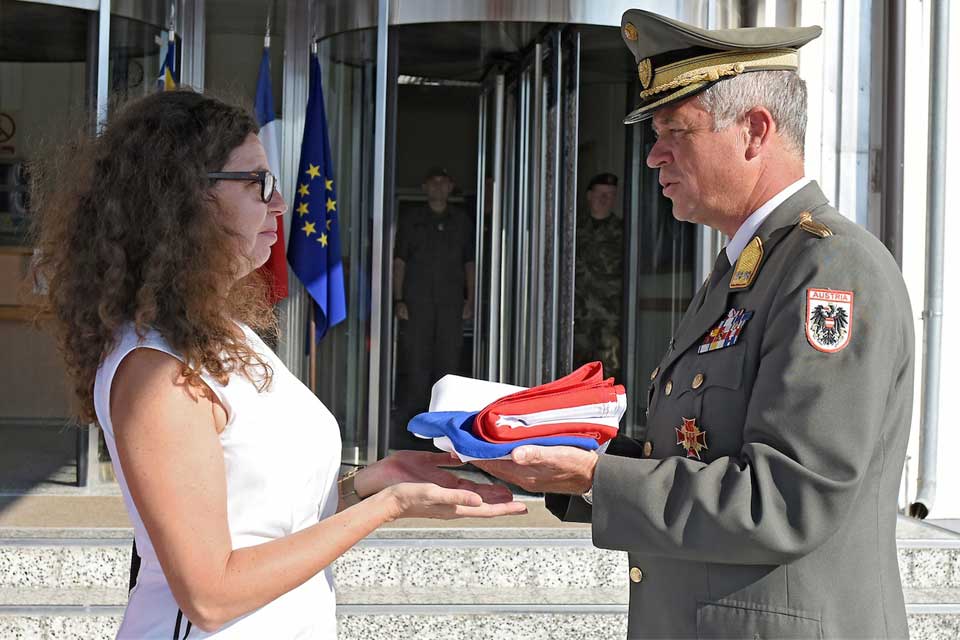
[{"x1": 729, "y1": 237, "x2": 764, "y2": 289}]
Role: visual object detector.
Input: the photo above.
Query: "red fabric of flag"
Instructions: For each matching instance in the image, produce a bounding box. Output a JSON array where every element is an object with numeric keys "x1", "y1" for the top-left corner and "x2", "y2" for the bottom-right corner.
[
  {"x1": 473, "y1": 361, "x2": 624, "y2": 444},
  {"x1": 259, "y1": 214, "x2": 289, "y2": 304}
]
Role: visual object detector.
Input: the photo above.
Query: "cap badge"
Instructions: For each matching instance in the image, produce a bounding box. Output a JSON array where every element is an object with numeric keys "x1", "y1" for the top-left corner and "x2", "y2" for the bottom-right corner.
[
  {"x1": 729, "y1": 237, "x2": 764, "y2": 289},
  {"x1": 699, "y1": 307, "x2": 753, "y2": 354},
  {"x1": 638, "y1": 58, "x2": 653, "y2": 89},
  {"x1": 806, "y1": 288, "x2": 853, "y2": 353},
  {"x1": 675, "y1": 418, "x2": 708, "y2": 460},
  {"x1": 623, "y1": 22, "x2": 639, "y2": 42}
]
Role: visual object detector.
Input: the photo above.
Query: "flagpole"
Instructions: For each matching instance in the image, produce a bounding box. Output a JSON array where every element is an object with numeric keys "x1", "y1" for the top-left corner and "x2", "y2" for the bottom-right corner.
[
  {"x1": 309, "y1": 305, "x2": 318, "y2": 394},
  {"x1": 265, "y1": 1, "x2": 272, "y2": 48},
  {"x1": 306, "y1": 40, "x2": 319, "y2": 399},
  {"x1": 168, "y1": 1, "x2": 176, "y2": 43}
]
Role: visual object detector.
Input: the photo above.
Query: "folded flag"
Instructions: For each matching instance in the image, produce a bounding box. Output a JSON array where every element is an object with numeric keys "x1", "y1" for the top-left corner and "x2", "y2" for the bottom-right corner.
[
  {"x1": 409, "y1": 411, "x2": 601, "y2": 461},
  {"x1": 407, "y1": 362, "x2": 626, "y2": 461},
  {"x1": 474, "y1": 361, "x2": 624, "y2": 444}
]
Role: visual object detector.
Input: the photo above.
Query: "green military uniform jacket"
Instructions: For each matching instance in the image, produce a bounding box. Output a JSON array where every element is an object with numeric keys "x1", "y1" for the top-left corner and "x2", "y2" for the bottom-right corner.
[
  {"x1": 574, "y1": 212, "x2": 625, "y2": 379},
  {"x1": 547, "y1": 182, "x2": 913, "y2": 639}
]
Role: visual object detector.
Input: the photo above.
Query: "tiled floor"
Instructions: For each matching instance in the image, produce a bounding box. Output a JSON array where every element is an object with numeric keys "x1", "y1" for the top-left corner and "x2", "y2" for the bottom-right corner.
[{"x1": 0, "y1": 424, "x2": 117, "y2": 496}]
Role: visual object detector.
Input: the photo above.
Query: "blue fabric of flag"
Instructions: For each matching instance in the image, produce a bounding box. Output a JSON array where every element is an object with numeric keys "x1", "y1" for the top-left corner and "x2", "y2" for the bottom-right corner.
[
  {"x1": 287, "y1": 53, "x2": 347, "y2": 339},
  {"x1": 157, "y1": 35, "x2": 178, "y2": 91},
  {"x1": 254, "y1": 48, "x2": 275, "y2": 126},
  {"x1": 407, "y1": 411, "x2": 600, "y2": 459}
]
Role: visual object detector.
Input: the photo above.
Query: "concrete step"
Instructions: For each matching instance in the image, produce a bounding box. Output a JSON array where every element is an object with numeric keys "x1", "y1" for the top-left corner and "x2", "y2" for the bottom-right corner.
[
  {"x1": 1, "y1": 605, "x2": 959, "y2": 640},
  {"x1": 3, "y1": 528, "x2": 960, "y2": 604},
  {"x1": 2, "y1": 502, "x2": 960, "y2": 638}
]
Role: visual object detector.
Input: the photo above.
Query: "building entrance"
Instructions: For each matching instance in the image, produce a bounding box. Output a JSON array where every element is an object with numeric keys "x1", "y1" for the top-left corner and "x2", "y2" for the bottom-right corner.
[
  {"x1": 305, "y1": 9, "x2": 702, "y2": 457},
  {"x1": 0, "y1": 1, "x2": 710, "y2": 478}
]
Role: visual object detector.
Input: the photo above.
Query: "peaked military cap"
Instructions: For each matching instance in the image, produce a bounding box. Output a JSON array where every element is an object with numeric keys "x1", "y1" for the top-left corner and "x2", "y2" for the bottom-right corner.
[
  {"x1": 588, "y1": 172, "x2": 618, "y2": 190},
  {"x1": 620, "y1": 10, "x2": 822, "y2": 124}
]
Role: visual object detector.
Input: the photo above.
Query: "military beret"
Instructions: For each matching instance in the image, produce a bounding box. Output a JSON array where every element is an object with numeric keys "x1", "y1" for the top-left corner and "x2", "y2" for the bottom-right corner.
[
  {"x1": 587, "y1": 173, "x2": 618, "y2": 190},
  {"x1": 620, "y1": 10, "x2": 822, "y2": 124}
]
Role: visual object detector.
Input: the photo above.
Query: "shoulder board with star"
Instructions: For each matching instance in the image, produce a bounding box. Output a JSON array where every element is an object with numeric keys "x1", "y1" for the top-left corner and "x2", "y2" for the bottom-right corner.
[{"x1": 798, "y1": 211, "x2": 833, "y2": 238}]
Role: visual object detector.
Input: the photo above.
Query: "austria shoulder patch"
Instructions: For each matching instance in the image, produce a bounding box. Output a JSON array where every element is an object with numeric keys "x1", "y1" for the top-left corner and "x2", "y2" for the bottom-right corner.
[{"x1": 805, "y1": 288, "x2": 853, "y2": 352}]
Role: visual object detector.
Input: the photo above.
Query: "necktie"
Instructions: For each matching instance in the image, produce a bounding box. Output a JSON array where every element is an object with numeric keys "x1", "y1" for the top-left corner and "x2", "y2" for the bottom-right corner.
[
  {"x1": 695, "y1": 248, "x2": 730, "y2": 311},
  {"x1": 707, "y1": 247, "x2": 731, "y2": 293}
]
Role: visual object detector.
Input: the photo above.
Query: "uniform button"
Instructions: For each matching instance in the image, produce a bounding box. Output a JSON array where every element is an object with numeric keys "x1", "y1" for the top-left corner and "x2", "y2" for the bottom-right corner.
[
  {"x1": 692, "y1": 373, "x2": 704, "y2": 389},
  {"x1": 629, "y1": 566, "x2": 643, "y2": 583},
  {"x1": 643, "y1": 441, "x2": 653, "y2": 457},
  {"x1": 650, "y1": 366, "x2": 660, "y2": 381},
  {"x1": 664, "y1": 380, "x2": 673, "y2": 396}
]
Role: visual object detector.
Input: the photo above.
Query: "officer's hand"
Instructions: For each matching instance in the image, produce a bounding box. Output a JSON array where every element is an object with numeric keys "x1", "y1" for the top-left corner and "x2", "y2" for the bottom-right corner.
[
  {"x1": 472, "y1": 446, "x2": 598, "y2": 495},
  {"x1": 395, "y1": 301, "x2": 409, "y2": 320},
  {"x1": 462, "y1": 300, "x2": 474, "y2": 320}
]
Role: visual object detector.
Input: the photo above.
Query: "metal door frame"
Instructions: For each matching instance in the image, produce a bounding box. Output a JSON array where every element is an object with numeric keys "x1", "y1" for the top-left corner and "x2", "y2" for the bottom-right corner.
[{"x1": 472, "y1": 26, "x2": 581, "y2": 387}]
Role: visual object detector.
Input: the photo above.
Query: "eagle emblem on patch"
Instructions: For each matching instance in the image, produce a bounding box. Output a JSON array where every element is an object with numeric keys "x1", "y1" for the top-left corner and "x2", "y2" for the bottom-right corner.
[{"x1": 806, "y1": 288, "x2": 853, "y2": 353}]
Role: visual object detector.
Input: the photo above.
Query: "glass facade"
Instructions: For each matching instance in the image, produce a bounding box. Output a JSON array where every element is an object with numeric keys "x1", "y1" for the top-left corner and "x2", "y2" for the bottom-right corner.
[
  {"x1": 0, "y1": 0, "x2": 707, "y2": 487},
  {"x1": 1, "y1": 0, "x2": 103, "y2": 488},
  {"x1": 312, "y1": 28, "x2": 378, "y2": 464}
]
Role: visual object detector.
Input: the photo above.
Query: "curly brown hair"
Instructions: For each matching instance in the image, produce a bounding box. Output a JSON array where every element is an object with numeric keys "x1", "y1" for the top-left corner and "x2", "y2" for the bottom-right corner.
[{"x1": 32, "y1": 89, "x2": 276, "y2": 422}]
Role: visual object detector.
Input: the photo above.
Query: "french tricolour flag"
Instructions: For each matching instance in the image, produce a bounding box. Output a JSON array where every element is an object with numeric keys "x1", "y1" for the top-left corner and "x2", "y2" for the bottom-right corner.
[{"x1": 255, "y1": 36, "x2": 288, "y2": 303}]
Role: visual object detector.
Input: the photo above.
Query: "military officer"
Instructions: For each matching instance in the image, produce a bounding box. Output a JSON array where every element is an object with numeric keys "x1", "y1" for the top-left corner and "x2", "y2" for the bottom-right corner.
[
  {"x1": 393, "y1": 167, "x2": 476, "y2": 448},
  {"x1": 574, "y1": 172, "x2": 625, "y2": 380},
  {"x1": 475, "y1": 9, "x2": 913, "y2": 639}
]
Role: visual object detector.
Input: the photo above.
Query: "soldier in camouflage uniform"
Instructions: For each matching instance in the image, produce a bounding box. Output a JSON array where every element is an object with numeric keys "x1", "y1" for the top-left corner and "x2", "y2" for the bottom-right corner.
[{"x1": 574, "y1": 173, "x2": 624, "y2": 379}]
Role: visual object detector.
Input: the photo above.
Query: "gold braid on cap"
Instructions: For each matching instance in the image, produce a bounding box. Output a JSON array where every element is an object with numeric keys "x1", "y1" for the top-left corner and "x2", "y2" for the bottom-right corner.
[
  {"x1": 639, "y1": 62, "x2": 746, "y2": 100},
  {"x1": 637, "y1": 49, "x2": 799, "y2": 101}
]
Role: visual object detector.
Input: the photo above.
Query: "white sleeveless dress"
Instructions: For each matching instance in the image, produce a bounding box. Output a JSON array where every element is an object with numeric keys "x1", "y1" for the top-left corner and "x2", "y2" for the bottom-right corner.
[{"x1": 94, "y1": 323, "x2": 341, "y2": 639}]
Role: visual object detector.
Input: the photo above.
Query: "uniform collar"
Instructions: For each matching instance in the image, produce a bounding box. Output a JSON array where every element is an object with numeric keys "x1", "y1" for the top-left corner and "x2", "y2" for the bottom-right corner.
[
  {"x1": 658, "y1": 180, "x2": 828, "y2": 374},
  {"x1": 725, "y1": 177, "x2": 810, "y2": 264}
]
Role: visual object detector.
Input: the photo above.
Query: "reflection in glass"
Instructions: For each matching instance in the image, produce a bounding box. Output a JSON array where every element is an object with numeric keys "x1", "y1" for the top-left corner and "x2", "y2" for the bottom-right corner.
[
  {"x1": 312, "y1": 29, "x2": 377, "y2": 464},
  {"x1": 622, "y1": 118, "x2": 696, "y2": 438},
  {"x1": 0, "y1": 0, "x2": 105, "y2": 485},
  {"x1": 0, "y1": 0, "x2": 100, "y2": 246},
  {"x1": 575, "y1": 25, "x2": 696, "y2": 439},
  {"x1": 108, "y1": 14, "x2": 163, "y2": 112}
]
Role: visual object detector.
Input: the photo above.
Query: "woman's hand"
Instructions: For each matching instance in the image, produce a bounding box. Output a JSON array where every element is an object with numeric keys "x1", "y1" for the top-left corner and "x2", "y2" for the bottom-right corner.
[
  {"x1": 383, "y1": 482, "x2": 528, "y2": 521},
  {"x1": 354, "y1": 450, "x2": 515, "y2": 505}
]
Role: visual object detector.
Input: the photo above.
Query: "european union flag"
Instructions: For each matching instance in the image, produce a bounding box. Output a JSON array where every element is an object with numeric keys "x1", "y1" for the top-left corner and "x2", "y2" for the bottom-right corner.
[
  {"x1": 287, "y1": 52, "x2": 347, "y2": 339},
  {"x1": 157, "y1": 32, "x2": 178, "y2": 91}
]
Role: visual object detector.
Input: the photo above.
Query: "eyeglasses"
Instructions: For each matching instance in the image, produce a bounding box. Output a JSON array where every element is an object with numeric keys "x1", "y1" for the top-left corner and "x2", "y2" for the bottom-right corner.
[{"x1": 207, "y1": 170, "x2": 277, "y2": 203}]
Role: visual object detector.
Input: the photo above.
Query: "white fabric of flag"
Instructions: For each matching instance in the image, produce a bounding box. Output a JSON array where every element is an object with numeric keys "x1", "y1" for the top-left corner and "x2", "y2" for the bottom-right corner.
[{"x1": 416, "y1": 374, "x2": 621, "y2": 461}]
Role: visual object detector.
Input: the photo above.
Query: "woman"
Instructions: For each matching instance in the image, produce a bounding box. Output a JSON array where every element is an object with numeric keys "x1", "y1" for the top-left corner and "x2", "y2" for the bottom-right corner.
[{"x1": 33, "y1": 90, "x2": 525, "y2": 638}]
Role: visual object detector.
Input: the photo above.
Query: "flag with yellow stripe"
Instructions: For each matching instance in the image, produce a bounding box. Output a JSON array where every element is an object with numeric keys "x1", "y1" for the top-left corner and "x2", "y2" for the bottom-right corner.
[{"x1": 157, "y1": 31, "x2": 178, "y2": 91}]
